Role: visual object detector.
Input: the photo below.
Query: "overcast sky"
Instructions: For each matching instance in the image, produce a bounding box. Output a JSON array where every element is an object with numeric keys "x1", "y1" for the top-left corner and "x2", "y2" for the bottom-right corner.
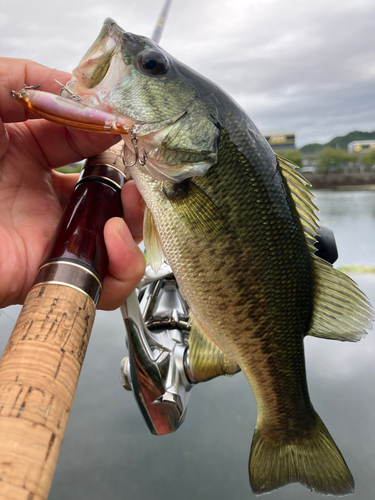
[{"x1": 1, "y1": 0, "x2": 374, "y2": 147}]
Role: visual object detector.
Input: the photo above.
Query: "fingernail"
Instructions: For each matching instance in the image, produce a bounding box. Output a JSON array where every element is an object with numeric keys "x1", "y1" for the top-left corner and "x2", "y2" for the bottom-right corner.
[{"x1": 116, "y1": 218, "x2": 136, "y2": 249}]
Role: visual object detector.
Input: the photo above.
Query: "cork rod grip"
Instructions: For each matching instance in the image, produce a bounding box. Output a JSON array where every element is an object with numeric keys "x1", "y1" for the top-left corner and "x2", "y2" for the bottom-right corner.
[
  {"x1": 0, "y1": 143, "x2": 127, "y2": 499},
  {"x1": 0, "y1": 284, "x2": 96, "y2": 500}
]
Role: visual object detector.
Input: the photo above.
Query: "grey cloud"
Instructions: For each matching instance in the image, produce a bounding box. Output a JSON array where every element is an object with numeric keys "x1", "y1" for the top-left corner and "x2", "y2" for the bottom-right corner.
[{"x1": 2, "y1": 0, "x2": 374, "y2": 146}]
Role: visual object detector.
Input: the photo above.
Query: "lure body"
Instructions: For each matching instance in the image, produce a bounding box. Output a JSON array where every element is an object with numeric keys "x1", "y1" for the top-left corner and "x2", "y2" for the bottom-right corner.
[{"x1": 12, "y1": 88, "x2": 133, "y2": 134}]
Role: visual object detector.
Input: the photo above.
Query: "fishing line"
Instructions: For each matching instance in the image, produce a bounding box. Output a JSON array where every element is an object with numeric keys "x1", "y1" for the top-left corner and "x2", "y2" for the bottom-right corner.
[{"x1": 24, "y1": 67, "x2": 57, "y2": 90}]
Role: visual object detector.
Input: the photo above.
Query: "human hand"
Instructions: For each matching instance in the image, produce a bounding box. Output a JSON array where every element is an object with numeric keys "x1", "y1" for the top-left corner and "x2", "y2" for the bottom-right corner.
[{"x1": 0, "y1": 58, "x2": 145, "y2": 310}]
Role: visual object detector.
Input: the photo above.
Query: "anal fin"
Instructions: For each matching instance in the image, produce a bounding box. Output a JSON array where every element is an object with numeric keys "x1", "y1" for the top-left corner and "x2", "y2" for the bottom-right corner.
[{"x1": 189, "y1": 315, "x2": 240, "y2": 382}]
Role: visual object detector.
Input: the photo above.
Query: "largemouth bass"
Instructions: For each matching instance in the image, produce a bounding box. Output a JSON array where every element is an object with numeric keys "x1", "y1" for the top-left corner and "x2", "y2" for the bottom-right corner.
[{"x1": 57, "y1": 19, "x2": 374, "y2": 494}]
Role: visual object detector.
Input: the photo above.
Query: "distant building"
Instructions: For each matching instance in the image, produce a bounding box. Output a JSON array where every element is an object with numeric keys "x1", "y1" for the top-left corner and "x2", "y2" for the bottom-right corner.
[
  {"x1": 264, "y1": 132, "x2": 296, "y2": 150},
  {"x1": 347, "y1": 140, "x2": 375, "y2": 154}
]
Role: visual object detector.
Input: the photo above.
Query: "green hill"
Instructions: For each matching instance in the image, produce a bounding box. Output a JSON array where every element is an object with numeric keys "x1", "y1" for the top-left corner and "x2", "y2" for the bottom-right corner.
[{"x1": 301, "y1": 131, "x2": 375, "y2": 154}]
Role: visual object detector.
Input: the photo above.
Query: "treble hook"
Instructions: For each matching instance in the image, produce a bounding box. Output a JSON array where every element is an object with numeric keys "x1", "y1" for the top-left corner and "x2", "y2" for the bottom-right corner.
[
  {"x1": 55, "y1": 80, "x2": 81, "y2": 101},
  {"x1": 124, "y1": 125, "x2": 147, "y2": 167}
]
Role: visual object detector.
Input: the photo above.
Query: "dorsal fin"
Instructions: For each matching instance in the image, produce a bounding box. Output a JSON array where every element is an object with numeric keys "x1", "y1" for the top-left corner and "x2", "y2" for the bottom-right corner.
[
  {"x1": 308, "y1": 255, "x2": 373, "y2": 341},
  {"x1": 278, "y1": 155, "x2": 374, "y2": 341},
  {"x1": 143, "y1": 206, "x2": 164, "y2": 273},
  {"x1": 277, "y1": 155, "x2": 320, "y2": 252},
  {"x1": 189, "y1": 314, "x2": 240, "y2": 382}
]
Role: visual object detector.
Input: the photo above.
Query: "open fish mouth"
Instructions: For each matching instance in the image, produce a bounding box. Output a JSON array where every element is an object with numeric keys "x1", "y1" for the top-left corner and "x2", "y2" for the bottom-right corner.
[
  {"x1": 14, "y1": 17, "x2": 213, "y2": 178},
  {"x1": 65, "y1": 19, "x2": 130, "y2": 111},
  {"x1": 62, "y1": 18, "x2": 185, "y2": 136},
  {"x1": 12, "y1": 19, "x2": 138, "y2": 135}
]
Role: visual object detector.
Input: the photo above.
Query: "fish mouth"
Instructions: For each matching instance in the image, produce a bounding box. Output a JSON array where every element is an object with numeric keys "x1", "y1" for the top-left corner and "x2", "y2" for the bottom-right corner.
[
  {"x1": 54, "y1": 19, "x2": 185, "y2": 137},
  {"x1": 68, "y1": 19, "x2": 130, "y2": 110},
  {"x1": 73, "y1": 19, "x2": 122, "y2": 88},
  {"x1": 66, "y1": 19, "x2": 187, "y2": 136}
]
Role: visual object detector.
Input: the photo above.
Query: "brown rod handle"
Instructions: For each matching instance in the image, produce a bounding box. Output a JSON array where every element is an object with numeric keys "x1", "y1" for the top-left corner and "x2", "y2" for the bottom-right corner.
[{"x1": 0, "y1": 143, "x2": 127, "y2": 500}]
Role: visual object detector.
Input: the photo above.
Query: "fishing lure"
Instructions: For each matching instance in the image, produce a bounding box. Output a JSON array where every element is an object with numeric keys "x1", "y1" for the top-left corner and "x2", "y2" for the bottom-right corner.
[{"x1": 11, "y1": 87, "x2": 133, "y2": 134}]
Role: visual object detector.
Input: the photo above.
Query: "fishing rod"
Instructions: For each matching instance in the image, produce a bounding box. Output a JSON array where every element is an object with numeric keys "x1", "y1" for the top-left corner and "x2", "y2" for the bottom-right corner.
[
  {"x1": 0, "y1": 144, "x2": 127, "y2": 499},
  {"x1": 0, "y1": 3, "x2": 175, "y2": 499},
  {"x1": 151, "y1": 0, "x2": 172, "y2": 44}
]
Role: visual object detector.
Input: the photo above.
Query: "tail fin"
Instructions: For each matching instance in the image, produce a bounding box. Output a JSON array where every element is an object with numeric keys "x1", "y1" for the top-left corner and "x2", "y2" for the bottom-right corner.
[{"x1": 249, "y1": 412, "x2": 354, "y2": 495}]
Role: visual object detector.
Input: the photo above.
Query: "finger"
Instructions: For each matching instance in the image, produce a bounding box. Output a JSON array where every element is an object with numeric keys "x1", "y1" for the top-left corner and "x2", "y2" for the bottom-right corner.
[
  {"x1": 51, "y1": 171, "x2": 80, "y2": 208},
  {"x1": 2, "y1": 58, "x2": 121, "y2": 167},
  {"x1": 98, "y1": 217, "x2": 145, "y2": 310},
  {"x1": 0, "y1": 58, "x2": 72, "y2": 123},
  {"x1": 51, "y1": 155, "x2": 143, "y2": 212},
  {"x1": 122, "y1": 181, "x2": 145, "y2": 244},
  {"x1": 24, "y1": 118, "x2": 121, "y2": 169}
]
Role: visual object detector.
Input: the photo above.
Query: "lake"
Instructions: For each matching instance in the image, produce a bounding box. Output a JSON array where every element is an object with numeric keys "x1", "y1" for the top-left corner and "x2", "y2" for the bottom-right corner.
[{"x1": 0, "y1": 189, "x2": 374, "y2": 499}]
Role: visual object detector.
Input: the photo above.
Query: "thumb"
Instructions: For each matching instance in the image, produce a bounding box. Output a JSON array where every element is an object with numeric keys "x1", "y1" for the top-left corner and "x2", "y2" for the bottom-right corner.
[{"x1": 99, "y1": 217, "x2": 145, "y2": 310}]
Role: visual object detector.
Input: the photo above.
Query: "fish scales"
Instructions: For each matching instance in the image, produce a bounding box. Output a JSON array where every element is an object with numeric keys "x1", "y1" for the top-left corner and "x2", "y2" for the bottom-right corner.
[
  {"x1": 31, "y1": 18, "x2": 373, "y2": 495},
  {"x1": 133, "y1": 125, "x2": 315, "y2": 436}
]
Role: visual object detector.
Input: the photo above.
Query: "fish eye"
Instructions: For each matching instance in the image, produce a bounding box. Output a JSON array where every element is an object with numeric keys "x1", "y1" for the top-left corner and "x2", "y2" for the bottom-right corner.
[{"x1": 138, "y1": 50, "x2": 168, "y2": 76}]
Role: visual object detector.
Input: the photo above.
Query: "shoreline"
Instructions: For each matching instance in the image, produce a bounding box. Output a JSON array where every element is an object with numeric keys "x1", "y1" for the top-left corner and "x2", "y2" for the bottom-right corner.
[{"x1": 303, "y1": 172, "x2": 375, "y2": 190}]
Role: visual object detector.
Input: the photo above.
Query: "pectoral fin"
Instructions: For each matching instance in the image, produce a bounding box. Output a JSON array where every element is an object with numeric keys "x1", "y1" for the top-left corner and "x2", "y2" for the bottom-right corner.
[
  {"x1": 308, "y1": 255, "x2": 373, "y2": 341},
  {"x1": 189, "y1": 314, "x2": 240, "y2": 382},
  {"x1": 163, "y1": 180, "x2": 225, "y2": 237}
]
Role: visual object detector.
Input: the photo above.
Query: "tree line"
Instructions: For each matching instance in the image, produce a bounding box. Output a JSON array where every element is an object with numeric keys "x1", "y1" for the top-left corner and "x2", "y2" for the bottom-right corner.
[{"x1": 277, "y1": 148, "x2": 375, "y2": 174}]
